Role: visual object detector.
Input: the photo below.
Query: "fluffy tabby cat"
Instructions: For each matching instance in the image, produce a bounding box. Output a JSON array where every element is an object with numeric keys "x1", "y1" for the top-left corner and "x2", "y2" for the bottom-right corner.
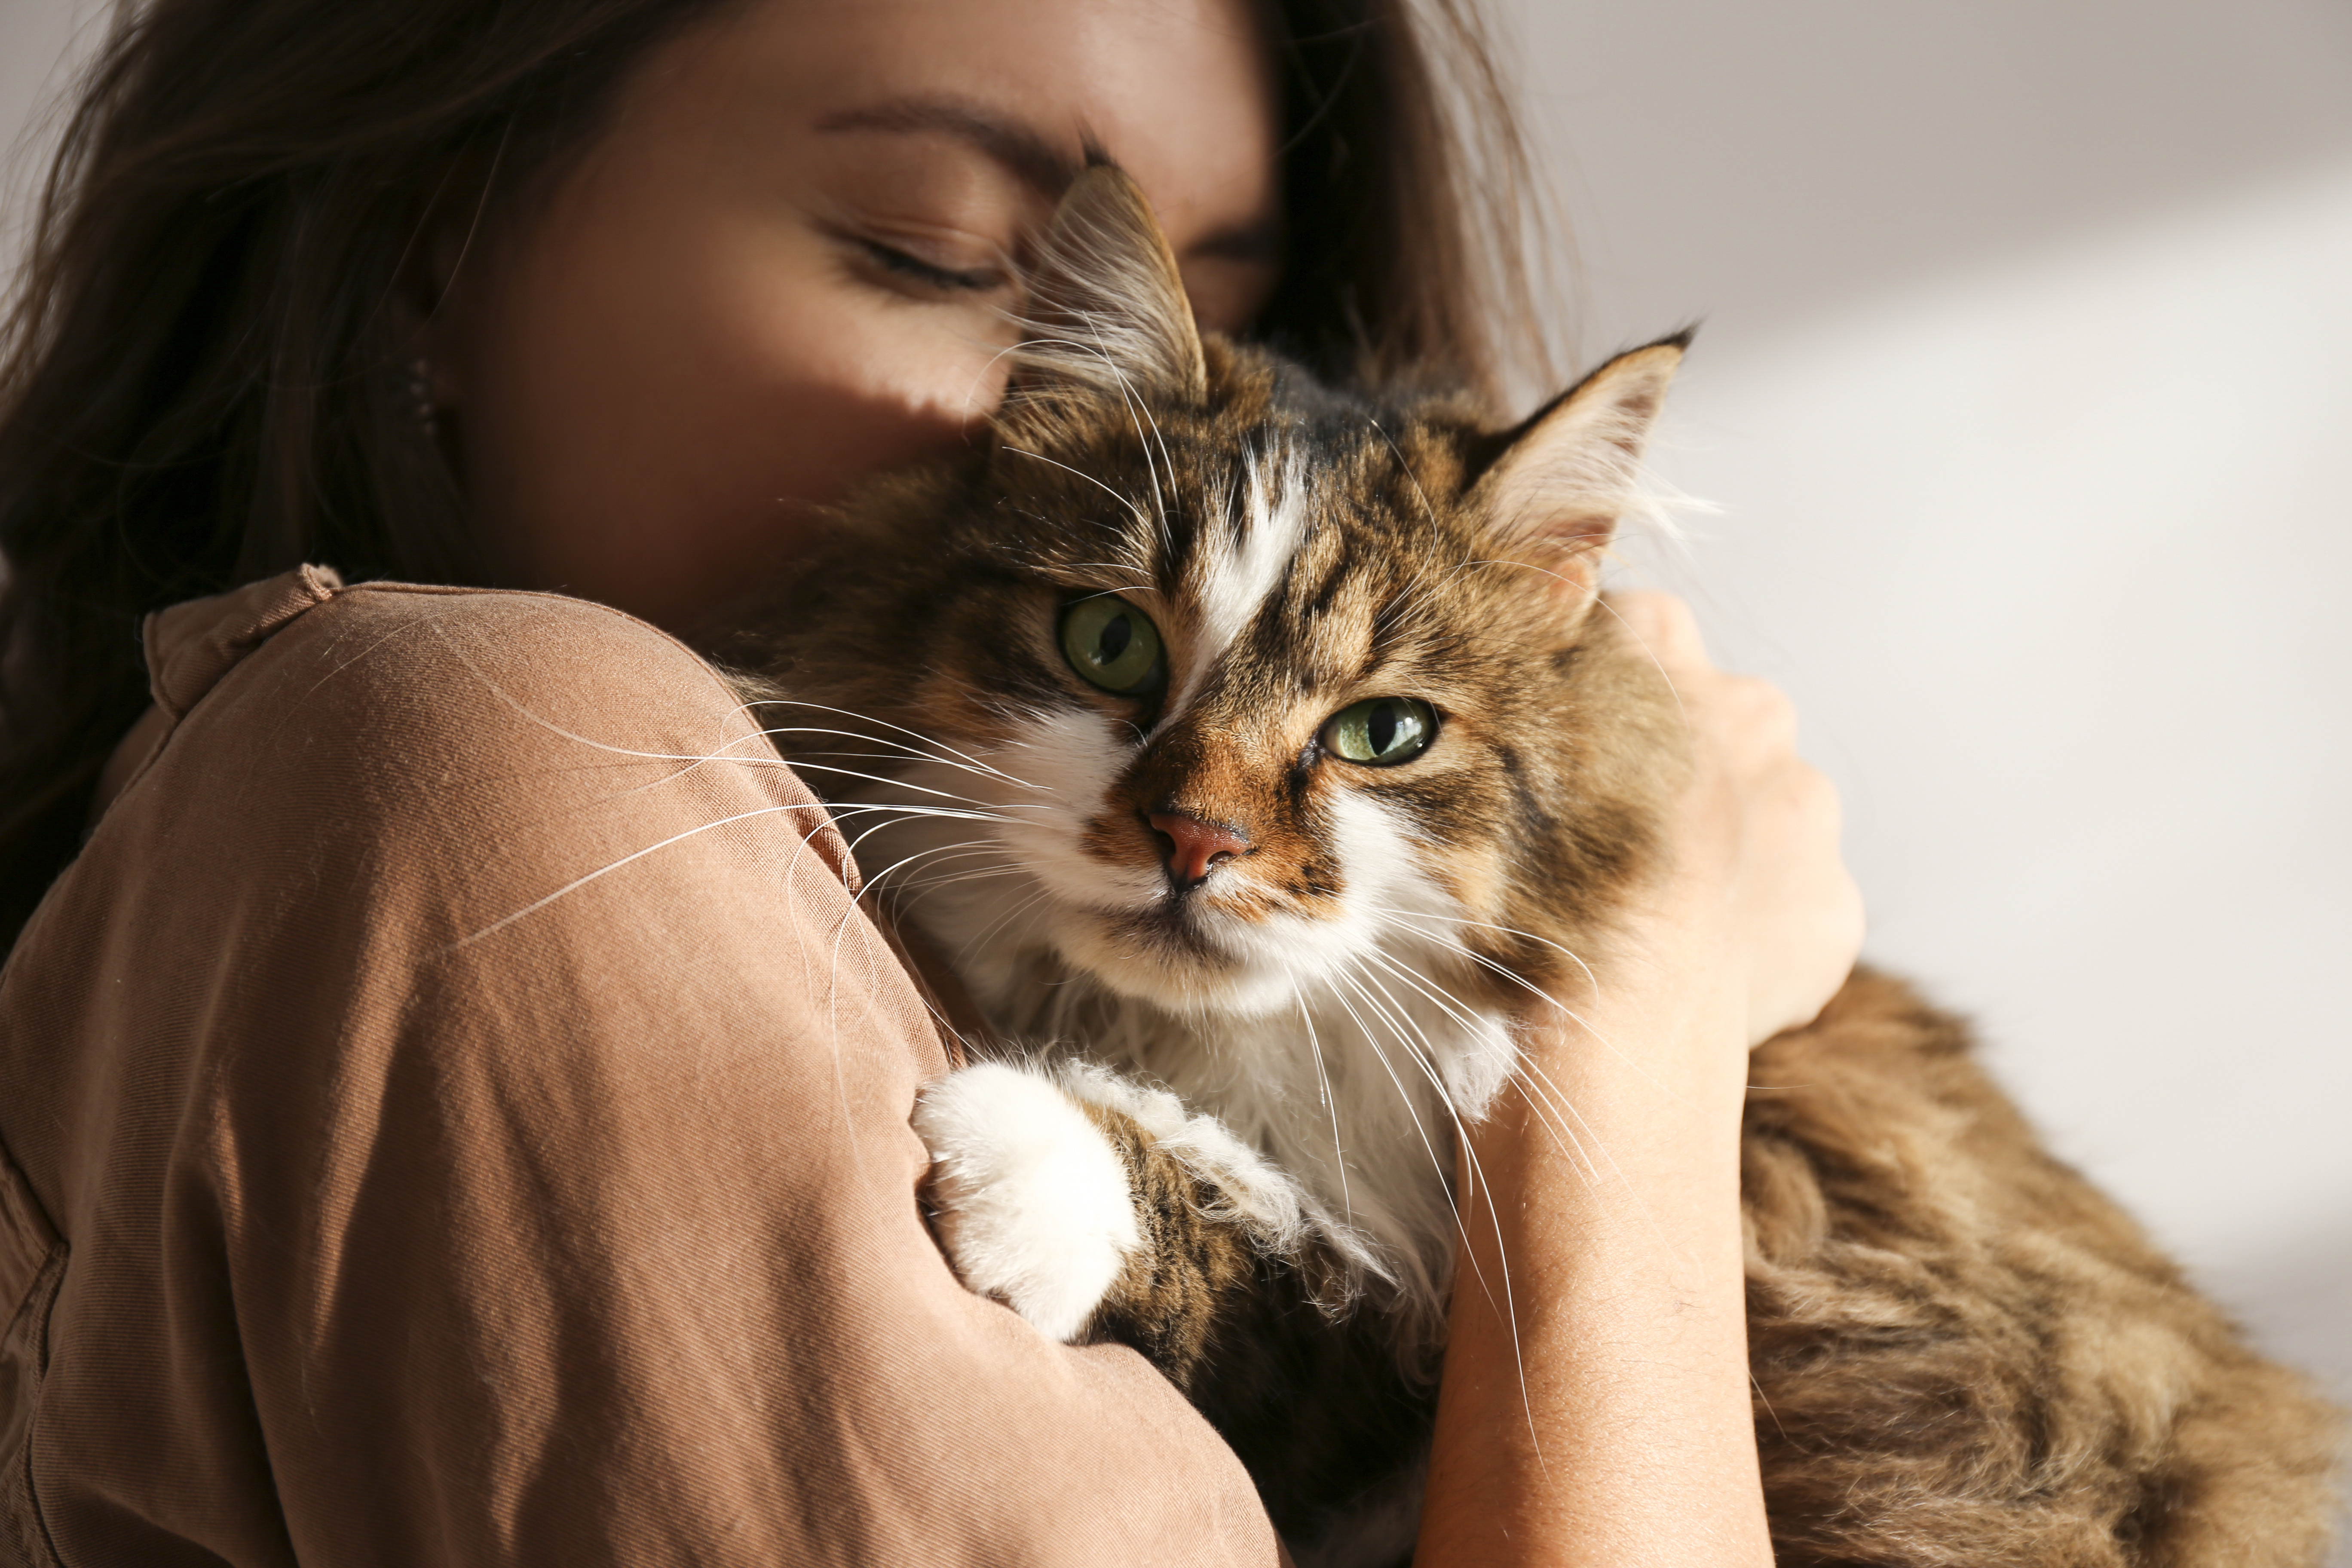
[{"x1": 716, "y1": 168, "x2": 2341, "y2": 1566}]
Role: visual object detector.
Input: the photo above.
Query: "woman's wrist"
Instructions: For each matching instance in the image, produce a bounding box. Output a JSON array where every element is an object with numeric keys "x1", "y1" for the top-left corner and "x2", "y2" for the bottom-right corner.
[{"x1": 1418, "y1": 987, "x2": 1769, "y2": 1568}]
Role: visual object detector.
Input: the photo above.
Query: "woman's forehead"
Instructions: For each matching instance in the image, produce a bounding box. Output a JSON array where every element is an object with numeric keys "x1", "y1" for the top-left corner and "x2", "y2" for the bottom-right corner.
[{"x1": 671, "y1": 0, "x2": 1278, "y2": 238}]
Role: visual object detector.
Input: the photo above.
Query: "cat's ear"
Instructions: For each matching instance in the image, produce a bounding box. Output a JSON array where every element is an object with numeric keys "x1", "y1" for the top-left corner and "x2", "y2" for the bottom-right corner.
[
  {"x1": 1004, "y1": 164, "x2": 1208, "y2": 408},
  {"x1": 1467, "y1": 331, "x2": 1688, "y2": 605}
]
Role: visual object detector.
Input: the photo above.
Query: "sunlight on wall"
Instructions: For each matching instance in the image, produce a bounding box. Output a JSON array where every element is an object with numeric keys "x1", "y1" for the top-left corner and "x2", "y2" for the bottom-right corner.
[{"x1": 1616, "y1": 160, "x2": 2352, "y2": 1279}]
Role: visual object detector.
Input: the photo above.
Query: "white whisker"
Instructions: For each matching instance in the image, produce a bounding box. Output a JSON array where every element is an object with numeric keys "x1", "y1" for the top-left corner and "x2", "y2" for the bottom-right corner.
[
  {"x1": 1374, "y1": 906, "x2": 1602, "y2": 1004},
  {"x1": 776, "y1": 760, "x2": 1015, "y2": 813},
  {"x1": 1320, "y1": 965, "x2": 1464, "y2": 1246},
  {"x1": 448, "y1": 800, "x2": 838, "y2": 950},
  {"x1": 1339, "y1": 956, "x2": 1547, "y2": 1470},
  {"x1": 1000, "y1": 443, "x2": 1151, "y2": 522},
  {"x1": 1292, "y1": 986, "x2": 1354, "y2": 1225},
  {"x1": 737, "y1": 697, "x2": 1040, "y2": 788}
]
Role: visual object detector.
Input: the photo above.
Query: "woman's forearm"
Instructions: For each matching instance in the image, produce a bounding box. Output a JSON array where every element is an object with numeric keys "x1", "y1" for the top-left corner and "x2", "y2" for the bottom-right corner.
[
  {"x1": 1415, "y1": 592, "x2": 1856, "y2": 1567},
  {"x1": 1415, "y1": 978, "x2": 1771, "y2": 1568}
]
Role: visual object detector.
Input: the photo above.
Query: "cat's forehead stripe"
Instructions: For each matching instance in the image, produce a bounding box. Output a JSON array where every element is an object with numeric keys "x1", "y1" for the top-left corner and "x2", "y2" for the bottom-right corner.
[{"x1": 1180, "y1": 442, "x2": 1308, "y2": 695}]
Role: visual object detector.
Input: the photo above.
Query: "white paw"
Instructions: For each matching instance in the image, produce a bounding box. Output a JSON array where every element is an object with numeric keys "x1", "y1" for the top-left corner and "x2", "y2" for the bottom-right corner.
[{"x1": 911, "y1": 1063, "x2": 1140, "y2": 1342}]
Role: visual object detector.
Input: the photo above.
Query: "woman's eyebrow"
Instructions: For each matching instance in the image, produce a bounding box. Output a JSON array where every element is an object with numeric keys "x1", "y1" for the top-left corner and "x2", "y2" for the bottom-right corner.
[{"x1": 815, "y1": 96, "x2": 1082, "y2": 202}]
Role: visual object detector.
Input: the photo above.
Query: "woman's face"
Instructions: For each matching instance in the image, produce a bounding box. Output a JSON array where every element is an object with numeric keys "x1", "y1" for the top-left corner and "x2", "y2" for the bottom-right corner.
[{"x1": 441, "y1": 0, "x2": 1280, "y2": 634}]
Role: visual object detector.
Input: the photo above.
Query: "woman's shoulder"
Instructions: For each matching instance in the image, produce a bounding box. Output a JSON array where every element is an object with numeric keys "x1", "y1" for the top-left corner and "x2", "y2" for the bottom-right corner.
[
  {"x1": 178, "y1": 572, "x2": 732, "y2": 732},
  {"x1": 152, "y1": 571, "x2": 746, "y2": 769},
  {"x1": 103, "y1": 570, "x2": 850, "y2": 906}
]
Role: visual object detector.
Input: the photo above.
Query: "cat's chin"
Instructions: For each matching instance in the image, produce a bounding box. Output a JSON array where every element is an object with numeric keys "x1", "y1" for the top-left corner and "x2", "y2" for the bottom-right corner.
[{"x1": 1047, "y1": 906, "x2": 1301, "y2": 1020}]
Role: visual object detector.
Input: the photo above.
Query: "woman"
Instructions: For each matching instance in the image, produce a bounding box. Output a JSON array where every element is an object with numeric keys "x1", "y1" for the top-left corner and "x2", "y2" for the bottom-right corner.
[{"x1": 0, "y1": 0, "x2": 1860, "y2": 1562}]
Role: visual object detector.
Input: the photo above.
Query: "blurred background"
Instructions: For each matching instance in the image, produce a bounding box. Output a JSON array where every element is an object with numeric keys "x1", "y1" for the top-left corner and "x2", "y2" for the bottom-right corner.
[{"x1": 6, "y1": 0, "x2": 2348, "y2": 1539}]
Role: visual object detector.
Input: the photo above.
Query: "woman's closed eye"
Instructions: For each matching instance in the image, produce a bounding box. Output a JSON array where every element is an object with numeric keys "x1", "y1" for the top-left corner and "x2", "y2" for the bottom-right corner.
[{"x1": 852, "y1": 235, "x2": 1008, "y2": 297}]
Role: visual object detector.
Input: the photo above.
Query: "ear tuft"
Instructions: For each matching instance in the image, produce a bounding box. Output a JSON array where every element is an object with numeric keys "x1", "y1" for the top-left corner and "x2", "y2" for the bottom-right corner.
[
  {"x1": 1006, "y1": 165, "x2": 1207, "y2": 408},
  {"x1": 1468, "y1": 334, "x2": 1687, "y2": 603}
]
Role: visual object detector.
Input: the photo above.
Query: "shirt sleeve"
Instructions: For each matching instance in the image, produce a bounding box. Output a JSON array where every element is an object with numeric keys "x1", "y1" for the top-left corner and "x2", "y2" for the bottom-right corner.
[{"x1": 3, "y1": 583, "x2": 1277, "y2": 1568}]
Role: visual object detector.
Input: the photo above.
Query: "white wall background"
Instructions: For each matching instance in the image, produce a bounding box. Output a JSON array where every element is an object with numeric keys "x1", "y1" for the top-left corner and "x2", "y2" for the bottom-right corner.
[
  {"x1": 5, "y1": 0, "x2": 2347, "y2": 1521},
  {"x1": 0, "y1": 0, "x2": 98, "y2": 287}
]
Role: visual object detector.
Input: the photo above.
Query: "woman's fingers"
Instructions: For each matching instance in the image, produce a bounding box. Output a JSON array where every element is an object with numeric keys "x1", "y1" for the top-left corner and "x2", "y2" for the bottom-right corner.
[
  {"x1": 1605, "y1": 591, "x2": 1863, "y2": 1046},
  {"x1": 1610, "y1": 590, "x2": 1710, "y2": 673},
  {"x1": 1742, "y1": 756, "x2": 1865, "y2": 1044},
  {"x1": 1708, "y1": 674, "x2": 1798, "y2": 771}
]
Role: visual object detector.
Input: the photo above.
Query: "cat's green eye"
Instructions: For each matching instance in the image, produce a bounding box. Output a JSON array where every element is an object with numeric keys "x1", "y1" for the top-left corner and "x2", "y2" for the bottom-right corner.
[
  {"x1": 1059, "y1": 596, "x2": 1167, "y2": 696},
  {"x1": 1323, "y1": 698, "x2": 1437, "y2": 766}
]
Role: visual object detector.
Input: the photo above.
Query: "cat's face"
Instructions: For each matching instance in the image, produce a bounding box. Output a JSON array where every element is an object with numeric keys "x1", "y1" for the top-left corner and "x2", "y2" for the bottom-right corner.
[{"x1": 753, "y1": 169, "x2": 1683, "y2": 1032}]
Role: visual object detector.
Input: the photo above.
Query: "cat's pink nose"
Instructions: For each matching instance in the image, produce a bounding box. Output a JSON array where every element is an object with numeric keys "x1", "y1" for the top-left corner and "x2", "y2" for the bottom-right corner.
[{"x1": 1147, "y1": 811, "x2": 1250, "y2": 891}]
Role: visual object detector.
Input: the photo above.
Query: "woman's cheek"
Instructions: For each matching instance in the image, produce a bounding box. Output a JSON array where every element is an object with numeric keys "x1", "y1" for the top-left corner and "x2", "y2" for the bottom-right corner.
[
  {"x1": 481, "y1": 223, "x2": 1011, "y2": 629},
  {"x1": 731, "y1": 270, "x2": 1011, "y2": 496},
  {"x1": 600, "y1": 282, "x2": 1004, "y2": 627}
]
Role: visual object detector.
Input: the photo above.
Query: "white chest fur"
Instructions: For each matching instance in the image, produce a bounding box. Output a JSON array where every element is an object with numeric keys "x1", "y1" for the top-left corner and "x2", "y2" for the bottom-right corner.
[{"x1": 964, "y1": 944, "x2": 1517, "y2": 1347}]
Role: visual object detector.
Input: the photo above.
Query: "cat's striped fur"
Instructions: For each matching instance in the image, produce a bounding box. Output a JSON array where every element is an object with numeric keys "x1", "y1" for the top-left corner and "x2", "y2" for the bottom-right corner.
[{"x1": 717, "y1": 168, "x2": 2341, "y2": 1566}]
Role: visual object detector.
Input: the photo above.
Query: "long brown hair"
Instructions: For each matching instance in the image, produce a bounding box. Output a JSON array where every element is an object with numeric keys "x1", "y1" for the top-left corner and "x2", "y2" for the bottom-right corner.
[{"x1": 0, "y1": 0, "x2": 1556, "y2": 943}]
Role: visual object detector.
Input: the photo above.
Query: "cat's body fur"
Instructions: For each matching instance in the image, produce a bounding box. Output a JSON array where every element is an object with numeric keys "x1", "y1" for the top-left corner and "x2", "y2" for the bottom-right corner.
[{"x1": 717, "y1": 169, "x2": 2341, "y2": 1565}]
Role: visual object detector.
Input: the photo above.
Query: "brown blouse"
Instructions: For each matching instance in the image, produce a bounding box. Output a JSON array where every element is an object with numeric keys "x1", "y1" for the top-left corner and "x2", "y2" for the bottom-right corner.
[{"x1": 0, "y1": 569, "x2": 1276, "y2": 1566}]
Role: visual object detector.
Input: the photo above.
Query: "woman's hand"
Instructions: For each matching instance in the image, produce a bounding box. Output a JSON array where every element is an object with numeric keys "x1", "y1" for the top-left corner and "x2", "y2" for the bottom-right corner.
[
  {"x1": 1608, "y1": 589, "x2": 1864, "y2": 1047},
  {"x1": 1416, "y1": 591, "x2": 1860, "y2": 1568}
]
